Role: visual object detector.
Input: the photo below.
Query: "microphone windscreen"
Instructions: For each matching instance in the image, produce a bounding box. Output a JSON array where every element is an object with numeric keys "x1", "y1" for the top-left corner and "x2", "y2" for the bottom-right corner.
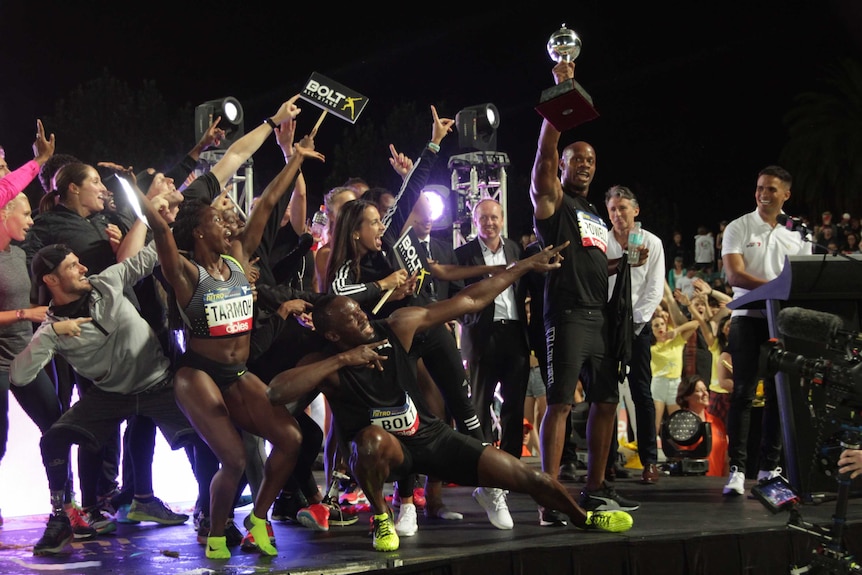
[
  {"x1": 776, "y1": 213, "x2": 790, "y2": 228},
  {"x1": 777, "y1": 307, "x2": 843, "y2": 343},
  {"x1": 297, "y1": 232, "x2": 314, "y2": 253}
]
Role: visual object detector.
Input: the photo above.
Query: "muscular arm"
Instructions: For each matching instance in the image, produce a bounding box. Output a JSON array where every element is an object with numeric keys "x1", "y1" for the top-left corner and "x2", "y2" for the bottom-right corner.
[
  {"x1": 268, "y1": 351, "x2": 338, "y2": 405},
  {"x1": 134, "y1": 186, "x2": 196, "y2": 306},
  {"x1": 530, "y1": 63, "x2": 573, "y2": 220},
  {"x1": 386, "y1": 243, "x2": 568, "y2": 349},
  {"x1": 722, "y1": 253, "x2": 767, "y2": 290},
  {"x1": 209, "y1": 96, "x2": 302, "y2": 187}
]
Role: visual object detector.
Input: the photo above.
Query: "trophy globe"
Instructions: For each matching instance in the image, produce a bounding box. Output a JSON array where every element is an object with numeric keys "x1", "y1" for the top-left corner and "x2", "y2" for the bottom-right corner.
[{"x1": 547, "y1": 24, "x2": 581, "y2": 63}]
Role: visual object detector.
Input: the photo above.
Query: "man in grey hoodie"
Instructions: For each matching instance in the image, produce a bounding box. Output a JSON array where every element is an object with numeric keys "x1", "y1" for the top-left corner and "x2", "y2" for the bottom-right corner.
[{"x1": 11, "y1": 240, "x2": 198, "y2": 556}]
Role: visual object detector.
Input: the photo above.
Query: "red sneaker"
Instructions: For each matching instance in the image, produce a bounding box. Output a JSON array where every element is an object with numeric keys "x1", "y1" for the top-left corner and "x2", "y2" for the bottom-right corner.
[
  {"x1": 297, "y1": 502, "x2": 329, "y2": 532},
  {"x1": 412, "y1": 487, "x2": 426, "y2": 510}
]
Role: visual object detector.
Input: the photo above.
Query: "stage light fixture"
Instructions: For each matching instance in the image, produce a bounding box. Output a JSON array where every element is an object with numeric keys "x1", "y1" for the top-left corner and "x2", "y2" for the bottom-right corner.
[
  {"x1": 195, "y1": 96, "x2": 245, "y2": 150},
  {"x1": 422, "y1": 185, "x2": 452, "y2": 231},
  {"x1": 660, "y1": 409, "x2": 712, "y2": 475},
  {"x1": 456, "y1": 103, "x2": 500, "y2": 152}
]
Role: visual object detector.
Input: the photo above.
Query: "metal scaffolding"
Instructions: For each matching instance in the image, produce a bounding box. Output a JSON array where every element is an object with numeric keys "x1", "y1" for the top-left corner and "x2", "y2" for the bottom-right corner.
[
  {"x1": 447, "y1": 151, "x2": 510, "y2": 248},
  {"x1": 197, "y1": 151, "x2": 254, "y2": 218}
]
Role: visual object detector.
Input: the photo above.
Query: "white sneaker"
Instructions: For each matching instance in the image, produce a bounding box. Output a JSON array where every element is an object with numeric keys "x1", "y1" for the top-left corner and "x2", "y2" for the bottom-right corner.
[
  {"x1": 394, "y1": 503, "x2": 418, "y2": 537},
  {"x1": 723, "y1": 466, "x2": 746, "y2": 496},
  {"x1": 472, "y1": 487, "x2": 513, "y2": 530},
  {"x1": 756, "y1": 467, "x2": 783, "y2": 482}
]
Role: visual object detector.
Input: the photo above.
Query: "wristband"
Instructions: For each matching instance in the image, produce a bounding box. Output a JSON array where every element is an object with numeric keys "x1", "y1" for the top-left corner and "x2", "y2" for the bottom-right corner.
[
  {"x1": 263, "y1": 118, "x2": 278, "y2": 130},
  {"x1": 427, "y1": 142, "x2": 441, "y2": 153}
]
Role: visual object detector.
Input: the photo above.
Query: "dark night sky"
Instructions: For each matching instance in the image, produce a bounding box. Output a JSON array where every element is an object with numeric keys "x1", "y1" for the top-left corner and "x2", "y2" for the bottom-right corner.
[{"x1": 2, "y1": 1, "x2": 861, "y2": 242}]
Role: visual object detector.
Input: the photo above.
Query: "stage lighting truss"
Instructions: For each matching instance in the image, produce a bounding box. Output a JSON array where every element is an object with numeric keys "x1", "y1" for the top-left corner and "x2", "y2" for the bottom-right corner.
[
  {"x1": 194, "y1": 96, "x2": 253, "y2": 216},
  {"x1": 447, "y1": 151, "x2": 510, "y2": 247}
]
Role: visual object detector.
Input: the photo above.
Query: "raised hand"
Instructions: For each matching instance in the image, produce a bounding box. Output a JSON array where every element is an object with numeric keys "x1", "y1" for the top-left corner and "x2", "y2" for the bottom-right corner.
[
  {"x1": 271, "y1": 94, "x2": 302, "y2": 125},
  {"x1": 342, "y1": 339, "x2": 390, "y2": 371},
  {"x1": 200, "y1": 115, "x2": 226, "y2": 150},
  {"x1": 276, "y1": 116, "x2": 297, "y2": 160},
  {"x1": 277, "y1": 298, "x2": 313, "y2": 320},
  {"x1": 430, "y1": 105, "x2": 454, "y2": 144},
  {"x1": 389, "y1": 144, "x2": 413, "y2": 178},
  {"x1": 521, "y1": 241, "x2": 570, "y2": 272},
  {"x1": 52, "y1": 317, "x2": 93, "y2": 337},
  {"x1": 552, "y1": 61, "x2": 575, "y2": 85},
  {"x1": 33, "y1": 119, "x2": 56, "y2": 164},
  {"x1": 105, "y1": 223, "x2": 123, "y2": 253},
  {"x1": 210, "y1": 189, "x2": 233, "y2": 212},
  {"x1": 294, "y1": 134, "x2": 326, "y2": 163}
]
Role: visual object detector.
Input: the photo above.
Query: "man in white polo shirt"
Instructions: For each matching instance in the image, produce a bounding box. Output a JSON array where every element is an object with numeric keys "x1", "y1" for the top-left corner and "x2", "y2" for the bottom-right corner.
[{"x1": 720, "y1": 165, "x2": 812, "y2": 496}]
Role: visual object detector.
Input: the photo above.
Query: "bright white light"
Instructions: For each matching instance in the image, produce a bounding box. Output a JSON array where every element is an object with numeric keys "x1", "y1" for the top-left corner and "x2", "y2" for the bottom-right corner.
[
  {"x1": 423, "y1": 190, "x2": 445, "y2": 222},
  {"x1": 117, "y1": 176, "x2": 150, "y2": 228},
  {"x1": 224, "y1": 101, "x2": 240, "y2": 122},
  {"x1": 485, "y1": 106, "x2": 498, "y2": 126}
]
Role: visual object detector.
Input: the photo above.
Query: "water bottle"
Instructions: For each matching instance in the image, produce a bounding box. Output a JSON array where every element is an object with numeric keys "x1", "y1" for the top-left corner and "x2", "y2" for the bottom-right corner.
[
  {"x1": 628, "y1": 222, "x2": 644, "y2": 265},
  {"x1": 311, "y1": 209, "x2": 328, "y2": 243}
]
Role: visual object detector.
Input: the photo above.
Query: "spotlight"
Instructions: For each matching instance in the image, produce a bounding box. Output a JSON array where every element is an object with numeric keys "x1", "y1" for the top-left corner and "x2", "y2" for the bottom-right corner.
[
  {"x1": 422, "y1": 185, "x2": 452, "y2": 231},
  {"x1": 195, "y1": 96, "x2": 245, "y2": 150},
  {"x1": 660, "y1": 409, "x2": 712, "y2": 475},
  {"x1": 456, "y1": 103, "x2": 500, "y2": 152}
]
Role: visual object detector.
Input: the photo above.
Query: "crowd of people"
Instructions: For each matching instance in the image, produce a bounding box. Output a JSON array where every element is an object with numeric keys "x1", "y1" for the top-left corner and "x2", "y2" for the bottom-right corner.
[{"x1": 1, "y1": 58, "x2": 861, "y2": 563}]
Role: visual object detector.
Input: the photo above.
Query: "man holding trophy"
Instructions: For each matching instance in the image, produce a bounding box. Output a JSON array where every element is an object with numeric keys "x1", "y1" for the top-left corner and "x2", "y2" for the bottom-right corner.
[{"x1": 529, "y1": 25, "x2": 639, "y2": 527}]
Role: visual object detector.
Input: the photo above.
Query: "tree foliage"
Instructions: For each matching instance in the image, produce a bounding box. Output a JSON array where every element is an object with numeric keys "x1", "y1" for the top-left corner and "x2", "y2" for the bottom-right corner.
[
  {"x1": 45, "y1": 70, "x2": 191, "y2": 173},
  {"x1": 323, "y1": 101, "x2": 448, "y2": 193},
  {"x1": 780, "y1": 58, "x2": 862, "y2": 218}
]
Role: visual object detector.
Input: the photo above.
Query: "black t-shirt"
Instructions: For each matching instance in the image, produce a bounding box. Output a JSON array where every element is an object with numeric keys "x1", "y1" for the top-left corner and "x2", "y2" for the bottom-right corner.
[
  {"x1": 534, "y1": 193, "x2": 609, "y2": 321},
  {"x1": 328, "y1": 321, "x2": 438, "y2": 444}
]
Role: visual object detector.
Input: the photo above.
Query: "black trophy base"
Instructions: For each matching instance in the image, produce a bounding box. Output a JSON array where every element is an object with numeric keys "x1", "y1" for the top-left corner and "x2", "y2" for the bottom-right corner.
[{"x1": 535, "y1": 79, "x2": 599, "y2": 131}]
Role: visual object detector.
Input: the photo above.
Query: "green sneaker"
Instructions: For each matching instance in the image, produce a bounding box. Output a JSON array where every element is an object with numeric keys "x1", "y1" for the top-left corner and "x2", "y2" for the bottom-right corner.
[
  {"x1": 372, "y1": 512, "x2": 399, "y2": 552},
  {"x1": 243, "y1": 513, "x2": 277, "y2": 556},
  {"x1": 205, "y1": 535, "x2": 231, "y2": 560},
  {"x1": 580, "y1": 510, "x2": 633, "y2": 533}
]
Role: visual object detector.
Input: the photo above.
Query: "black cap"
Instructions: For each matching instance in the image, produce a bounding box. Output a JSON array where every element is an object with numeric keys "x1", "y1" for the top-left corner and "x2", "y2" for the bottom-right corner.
[
  {"x1": 135, "y1": 169, "x2": 156, "y2": 196},
  {"x1": 30, "y1": 244, "x2": 72, "y2": 305}
]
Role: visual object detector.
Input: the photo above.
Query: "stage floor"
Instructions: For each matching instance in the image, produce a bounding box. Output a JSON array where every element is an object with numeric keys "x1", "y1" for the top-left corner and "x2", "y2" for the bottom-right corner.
[{"x1": 1, "y1": 458, "x2": 860, "y2": 575}]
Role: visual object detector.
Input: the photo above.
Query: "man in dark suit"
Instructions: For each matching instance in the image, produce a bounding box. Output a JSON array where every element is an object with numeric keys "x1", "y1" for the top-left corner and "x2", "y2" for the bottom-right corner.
[{"x1": 455, "y1": 199, "x2": 531, "y2": 527}]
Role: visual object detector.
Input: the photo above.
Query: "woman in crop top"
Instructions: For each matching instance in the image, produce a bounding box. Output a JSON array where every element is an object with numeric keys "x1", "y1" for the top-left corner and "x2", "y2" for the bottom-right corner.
[{"x1": 140, "y1": 98, "x2": 325, "y2": 559}]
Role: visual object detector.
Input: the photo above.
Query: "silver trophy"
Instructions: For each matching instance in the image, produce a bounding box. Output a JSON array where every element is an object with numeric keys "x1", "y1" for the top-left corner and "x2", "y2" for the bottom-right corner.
[
  {"x1": 547, "y1": 24, "x2": 581, "y2": 63},
  {"x1": 536, "y1": 24, "x2": 599, "y2": 131}
]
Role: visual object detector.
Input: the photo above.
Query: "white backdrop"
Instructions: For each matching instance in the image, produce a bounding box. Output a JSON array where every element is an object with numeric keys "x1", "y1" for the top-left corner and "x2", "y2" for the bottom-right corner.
[{"x1": 0, "y1": 390, "x2": 329, "y2": 519}]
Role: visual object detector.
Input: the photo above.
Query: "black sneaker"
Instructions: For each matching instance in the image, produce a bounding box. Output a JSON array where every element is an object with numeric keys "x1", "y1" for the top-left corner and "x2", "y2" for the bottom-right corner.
[
  {"x1": 196, "y1": 515, "x2": 211, "y2": 544},
  {"x1": 538, "y1": 507, "x2": 568, "y2": 527},
  {"x1": 271, "y1": 491, "x2": 306, "y2": 523},
  {"x1": 579, "y1": 481, "x2": 640, "y2": 512},
  {"x1": 322, "y1": 496, "x2": 359, "y2": 526},
  {"x1": 34, "y1": 513, "x2": 74, "y2": 556},
  {"x1": 558, "y1": 461, "x2": 578, "y2": 481},
  {"x1": 224, "y1": 519, "x2": 243, "y2": 547},
  {"x1": 196, "y1": 516, "x2": 244, "y2": 547}
]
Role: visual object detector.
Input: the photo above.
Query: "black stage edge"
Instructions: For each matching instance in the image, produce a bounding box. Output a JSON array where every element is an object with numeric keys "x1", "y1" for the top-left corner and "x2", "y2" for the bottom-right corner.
[{"x1": 1, "y1": 459, "x2": 860, "y2": 575}]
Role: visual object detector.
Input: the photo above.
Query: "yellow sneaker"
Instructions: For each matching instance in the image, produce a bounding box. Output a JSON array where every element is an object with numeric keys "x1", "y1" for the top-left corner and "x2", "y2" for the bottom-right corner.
[
  {"x1": 205, "y1": 535, "x2": 231, "y2": 559},
  {"x1": 243, "y1": 513, "x2": 277, "y2": 556},
  {"x1": 581, "y1": 510, "x2": 634, "y2": 533},
  {"x1": 372, "y1": 512, "x2": 399, "y2": 552}
]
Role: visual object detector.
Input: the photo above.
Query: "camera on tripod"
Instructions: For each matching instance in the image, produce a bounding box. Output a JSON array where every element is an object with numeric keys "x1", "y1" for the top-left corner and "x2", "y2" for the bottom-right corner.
[{"x1": 759, "y1": 307, "x2": 862, "y2": 574}]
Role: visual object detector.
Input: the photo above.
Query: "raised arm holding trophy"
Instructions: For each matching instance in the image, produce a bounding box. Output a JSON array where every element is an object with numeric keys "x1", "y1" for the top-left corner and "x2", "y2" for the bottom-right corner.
[{"x1": 535, "y1": 24, "x2": 600, "y2": 131}]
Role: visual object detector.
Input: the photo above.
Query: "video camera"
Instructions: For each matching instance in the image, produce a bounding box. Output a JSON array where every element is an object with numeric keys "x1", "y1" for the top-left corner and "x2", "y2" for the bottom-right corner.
[{"x1": 761, "y1": 306, "x2": 862, "y2": 410}]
